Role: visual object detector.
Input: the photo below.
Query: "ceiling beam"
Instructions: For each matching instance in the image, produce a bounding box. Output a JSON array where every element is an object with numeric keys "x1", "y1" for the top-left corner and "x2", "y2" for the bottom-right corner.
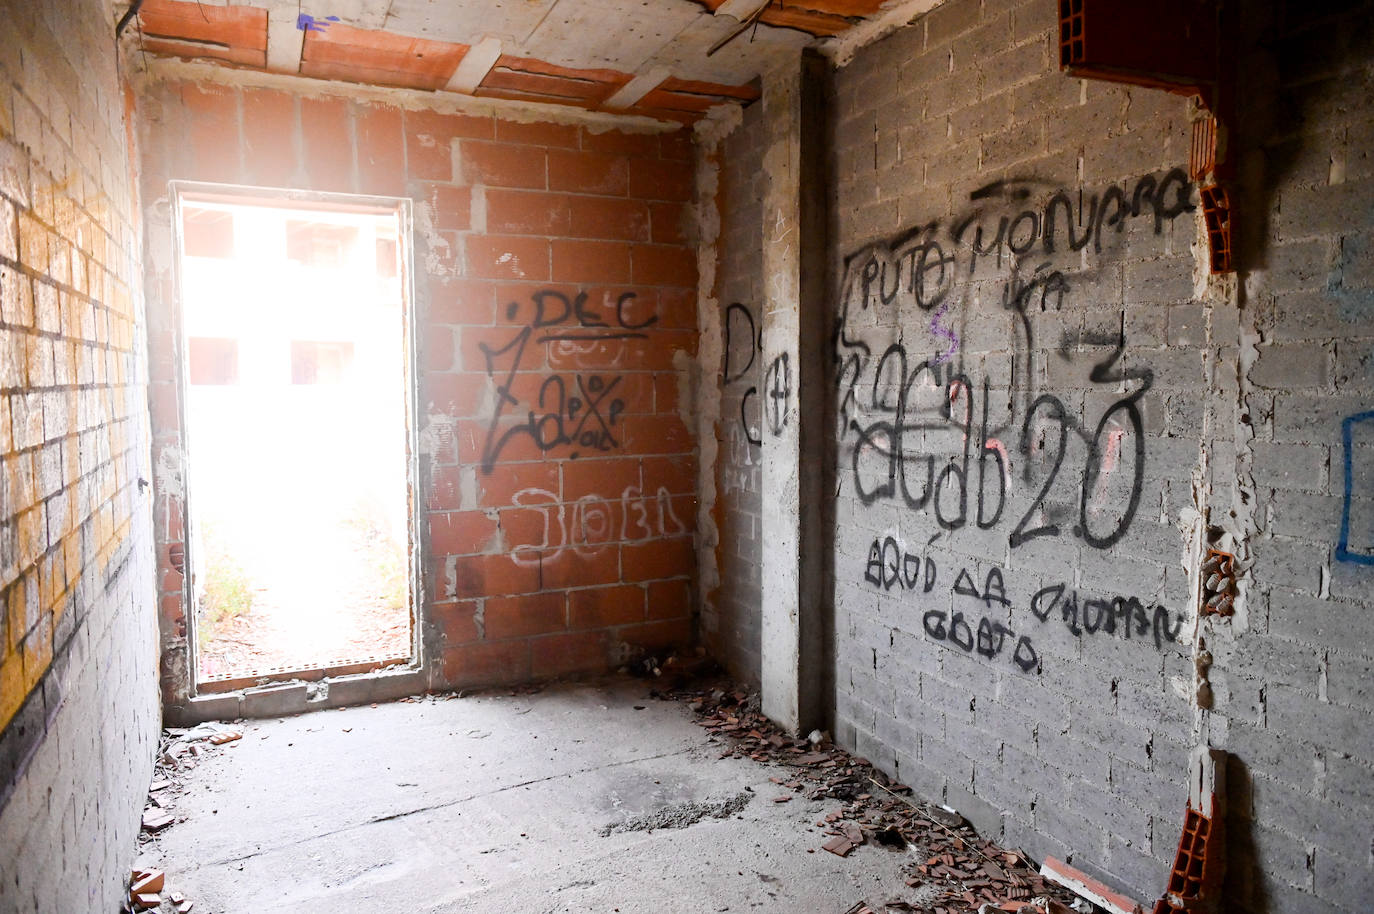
[
  {"x1": 445, "y1": 36, "x2": 502, "y2": 94},
  {"x1": 603, "y1": 66, "x2": 672, "y2": 110},
  {"x1": 266, "y1": 6, "x2": 304, "y2": 73},
  {"x1": 715, "y1": 0, "x2": 773, "y2": 20}
]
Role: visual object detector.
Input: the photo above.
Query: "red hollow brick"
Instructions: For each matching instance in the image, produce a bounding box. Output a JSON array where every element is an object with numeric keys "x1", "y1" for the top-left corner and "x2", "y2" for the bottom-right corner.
[
  {"x1": 551, "y1": 239, "x2": 632, "y2": 284},
  {"x1": 580, "y1": 128, "x2": 658, "y2": 157},
  {"x1": 485, "y1": 189, "x2": 572, "y2": 235},
  {"x1": 659, "y1": 129, "x2": 694, "y2": 162},
  {"x1": 617, "y1": 618, "x2": 691, "y2": 651},
  {"x1": 628, "y1": 157, "x2": 693, "y2": 202},
  {"x1": 568, "y1": 584, "x2": 646, "y2": 628},
  {"x1": 183, "y1": 84, "x2": 242, "y2": 184},
  {"x1": 649, "y1": 202, "x2": 687, "y2": 245},
  {"x1": 568, "y1": 197, "x2": 650, "y2": 242},
  {"x1": 241, "y1": 88, "x2": 297, "y2": 187},
  {"x1": 425, "y1": 184, "x2": 472, "y2": 232},
  {"x1": 300, "y1": 95, "x2": 354, "y2": 192},
  {"x1": 642, "y1": 455, "x2": 697, "y2": 495},
  {"x1": 563, "y1": 457, "x2": 641, "y2": 502},
  {"x1": 460, "y1": 140, "x2": 547, "y2": 189},
  {"x1": 451, "y1": 553, "x2": 541, "y2": 599},
  {"x1": 466, "y1": 235, "x2": 550, "y2": 281},
  {"x1": 496, "y1": 119, "x2": 580, "y2": 149},
  {"x1": 440, "y1": 639, "x2": 530, "y2": 688},
  {"x1": 621, "y1": 535, "x2": 694, "y2": 582},
  {"x1": 622, "y1": 414, "x2": 694, "y2": 456},
  {"x1": 435, "y1": 600, "x2": 481, "y2": 643},
  {"x1": 428, "y1": 277, "x2": 496, "y2": 324},
  {"x1": 425, "y1": 370, "x2": 485, "y2": 418},
  {"x1": 548, "y1": 149, "x2": 629, "y2": 196},
  {"x1": 530, "y1": 630, "x2": 610, "y2": 678},
  {"x1": 478, "y1": 461, "x2": 560, "y2": 508},
  {"x1": 484, "y1": 591, "x2": 566, "y2": 640},
  {"x1": 646, "y1": 579, "x2": 691, "y2": 620},
  {"x1": 427, "y1": 464, "x2": 462, "y2": 511},
  {"x1": 632, "y1": 244, "x2": 696, "y2": 288},
  {"x1": 404, "y1": 109, "x2": 493, "y2": 181},
  {"x1": 427, "y1": 326, "x2": 455, "y2": 372},
  {"x1": 429, "y1": 511, "x2": 498, "y2": 556},
  {"x1": 539, "y1": 544, "x2": 621, "y2": 589},
  {"x1": 355, "y1": 103, "x2": 406, "y2": 196}
]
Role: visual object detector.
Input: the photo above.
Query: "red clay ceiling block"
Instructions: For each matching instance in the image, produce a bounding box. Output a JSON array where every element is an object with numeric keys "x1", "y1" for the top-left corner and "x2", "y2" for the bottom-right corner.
[
  {"x1": 301, "y1": 24, "x2": 467, "y2": 91},
  {"x1": 137, "y1": 0, "x2": 267, "y2": 67},
  {"x1": 477, "y1": 56, "x2": 631, "y2": 109}
]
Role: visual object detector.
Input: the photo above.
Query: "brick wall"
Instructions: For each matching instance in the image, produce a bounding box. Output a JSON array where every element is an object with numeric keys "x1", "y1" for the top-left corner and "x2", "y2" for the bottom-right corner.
[
  {"x1": 707, "y1": 101, "x2": 767, "y2": 686},
  {"x1": 1221, "y1": 3, "x2": 1374, "y2": 910},
  {"x1": 0, "y1": 1, "x2": 160, "y2": 912},
  {"x1": 136, "y1": 77, "x2": 699, "y2": 705},
  {"x1": 826, "y1": 0, "x2": 1204, "y2": 900}
]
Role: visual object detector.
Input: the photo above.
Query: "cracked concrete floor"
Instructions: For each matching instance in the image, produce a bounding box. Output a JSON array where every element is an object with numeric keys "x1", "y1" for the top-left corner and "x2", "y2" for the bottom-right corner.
[{"x1": 140, "y1": 679, "x2": 924, "y2": 913}]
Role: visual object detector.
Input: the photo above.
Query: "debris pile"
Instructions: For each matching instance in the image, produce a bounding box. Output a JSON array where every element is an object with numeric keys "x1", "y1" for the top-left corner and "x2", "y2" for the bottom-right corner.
[{"x1": 663, "y1": 685, "x2": 1082, "y2": 914}]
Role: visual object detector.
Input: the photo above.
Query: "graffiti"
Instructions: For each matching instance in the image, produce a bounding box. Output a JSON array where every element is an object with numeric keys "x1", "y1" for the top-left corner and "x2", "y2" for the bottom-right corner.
[
  {"x1": 723, "y1": 302, "x2": 762, "y2": 449},
  {"x1": 478, "y1": 290, "x2": 656, "y2": 472},
  {"x1": 1337, "y1": 409, "x2": 1374, "y2": 565},
  {"x1": 861, "y1": 537, "x2": 1183, "y2": 667},
  {"x1": 297, "y1": 13, "x2": 341, "y2": 32},
  {"x1": 509, "y1": 484, "x2": 687, "y2": 566},
  {"x1": 836, "y1": 170, "x2": 1192, "y2": 551},
  {"x1": 764, "y1": 353, "x2": 791, "y2": 436},
  {"x1": 1028, "y1": 583, "x2": 1183, "y2": 651}
]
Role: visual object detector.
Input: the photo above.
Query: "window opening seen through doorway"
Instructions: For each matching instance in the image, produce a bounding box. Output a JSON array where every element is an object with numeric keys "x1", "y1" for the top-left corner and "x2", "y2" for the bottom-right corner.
[{"x1": 177, "y1": 193, "x2": 416, "y2": 683}]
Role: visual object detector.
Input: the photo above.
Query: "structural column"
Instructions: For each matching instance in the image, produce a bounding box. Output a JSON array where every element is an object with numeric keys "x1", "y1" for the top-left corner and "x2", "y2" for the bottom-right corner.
[{"x1": 759, "y1": 51, "x2": 829, "y2": 733}]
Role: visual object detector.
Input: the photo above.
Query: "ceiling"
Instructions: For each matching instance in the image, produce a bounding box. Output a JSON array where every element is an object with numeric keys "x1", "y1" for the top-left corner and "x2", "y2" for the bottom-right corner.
[{"x1": 122, "y1": 0, "x2": 905, "y2": 124}]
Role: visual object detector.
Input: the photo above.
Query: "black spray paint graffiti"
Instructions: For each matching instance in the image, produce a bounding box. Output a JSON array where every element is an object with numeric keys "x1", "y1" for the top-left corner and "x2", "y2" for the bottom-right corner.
[
  {"x1": 764, "y1": 353, "x2": 791, "y2": 436},
  {"x1": 723, "y1": 302, "x2": 762, "y2": 448},
  {"x1": 861, "y1": 535, "x2": 1186, "y2": 669},
  {"x1": 836, "y1": 169, "x2": 1194, "y2": 551},
  {"x1": 1028, "y1": 582, "x2": 1183, "y2": 651},
  {"x1": 862, "y1": 536, "x2": 1038, "y2": 673},
  {"x1": 478, "y1": 290, "x2": 657, "y2": 473}
]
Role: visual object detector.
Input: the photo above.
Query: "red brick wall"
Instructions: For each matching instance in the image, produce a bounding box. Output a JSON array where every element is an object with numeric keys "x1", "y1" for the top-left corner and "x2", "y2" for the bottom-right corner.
[{"x1": 137, "y1": 80, "x2": 698, "y2": 699}]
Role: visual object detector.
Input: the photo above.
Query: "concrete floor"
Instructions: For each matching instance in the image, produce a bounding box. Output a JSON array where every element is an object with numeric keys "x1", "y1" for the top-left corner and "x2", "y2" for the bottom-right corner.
[{"x1": 140, "y1": 679, "x2": 925, "y2": 913}]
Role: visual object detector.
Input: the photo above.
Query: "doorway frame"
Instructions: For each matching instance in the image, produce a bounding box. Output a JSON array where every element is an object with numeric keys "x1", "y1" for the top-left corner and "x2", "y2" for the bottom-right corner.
[{"x1": 169, "y1": 181, "x2": 425, "y2": 697}]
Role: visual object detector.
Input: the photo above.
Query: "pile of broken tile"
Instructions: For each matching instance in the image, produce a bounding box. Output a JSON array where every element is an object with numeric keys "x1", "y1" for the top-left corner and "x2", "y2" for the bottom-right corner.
[{"x1": 663, "y1": 685, "x2": 1083, "y2": 914}]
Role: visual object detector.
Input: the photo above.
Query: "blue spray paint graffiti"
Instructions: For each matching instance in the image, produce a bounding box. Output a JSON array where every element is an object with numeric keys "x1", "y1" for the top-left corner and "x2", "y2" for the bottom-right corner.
[
  {"x1": 1337, "y1": 409, "x2": 1374, "y2": 565},
  {"x1": 297, "y1": 14, "x2": 341, "y2": 33}
]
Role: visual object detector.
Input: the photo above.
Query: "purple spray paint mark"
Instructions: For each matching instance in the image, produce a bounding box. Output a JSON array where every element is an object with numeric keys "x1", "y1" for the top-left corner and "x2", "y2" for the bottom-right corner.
[
  {"x1": 930, "y1": 301, "x2": 959, "y2": 365},
  {"x1": 297, "y1": 14, "x2": 341, "y2": 33}
]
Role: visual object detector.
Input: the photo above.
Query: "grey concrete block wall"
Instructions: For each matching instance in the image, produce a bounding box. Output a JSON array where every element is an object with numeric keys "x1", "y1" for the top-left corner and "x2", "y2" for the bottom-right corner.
[
  {"x1": 706, "y1": 100, "x2": 768, "y2": 687},
  {"x1": 788, "y1": 0, "x2": 1374, "y2": 908},
  {"x1": 0, "y1": 1, "x2": 160, "y2": 912},
  {"x1": 1218, "y1": 3, "x2": 1374, "y2": 911}
]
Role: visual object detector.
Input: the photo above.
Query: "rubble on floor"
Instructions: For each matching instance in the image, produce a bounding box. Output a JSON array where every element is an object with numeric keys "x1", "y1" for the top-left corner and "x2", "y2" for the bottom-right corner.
[
  {"x1": 659, "y1": 683, "x2": 1084, "y2": 914},
  {"x1": 128, "y1": 723, "x2": 242, "y2": 913}
]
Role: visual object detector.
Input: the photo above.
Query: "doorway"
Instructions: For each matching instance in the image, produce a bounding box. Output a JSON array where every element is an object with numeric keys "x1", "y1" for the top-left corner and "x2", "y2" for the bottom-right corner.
[{"x1": 174, "y1": 190, "x2": 418, "y2": 685}]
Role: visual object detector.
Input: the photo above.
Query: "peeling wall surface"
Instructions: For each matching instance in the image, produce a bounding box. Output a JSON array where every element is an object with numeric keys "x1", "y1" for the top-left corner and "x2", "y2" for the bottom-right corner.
[
  {"x1": 137, "y1": 77, "x2": 701, "y2": 710},
  {"x1": 0, "y1": 1, "x2": 160, "y2": 911}
]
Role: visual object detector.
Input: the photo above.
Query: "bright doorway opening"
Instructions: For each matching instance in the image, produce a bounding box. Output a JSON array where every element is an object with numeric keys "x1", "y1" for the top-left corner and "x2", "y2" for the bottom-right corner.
[{"x1": 175, "y1": 190, "x2": 417, "y2": 685}]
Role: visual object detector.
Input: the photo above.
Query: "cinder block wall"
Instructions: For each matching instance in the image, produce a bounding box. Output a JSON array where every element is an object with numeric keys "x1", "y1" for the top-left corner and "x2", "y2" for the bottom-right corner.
[
  {"x1": 706, "y1": 101, "x2": 767, "y2": 686},
  {"x1": 1220, "y1": 3, "x2": 1374, "y2": 911},
  {"x1": 779, "y1": 0, "x2": 1374, "y2": 908},
  {"x1": 827, "y1": 0, "x2": 1200, "y2": 896},
  {"x1": 136, "y1": 78, "x2": 699, "y2": 707},
  {"x1": 0, "y1": 1, "x2": 160, "y2": 912}
]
